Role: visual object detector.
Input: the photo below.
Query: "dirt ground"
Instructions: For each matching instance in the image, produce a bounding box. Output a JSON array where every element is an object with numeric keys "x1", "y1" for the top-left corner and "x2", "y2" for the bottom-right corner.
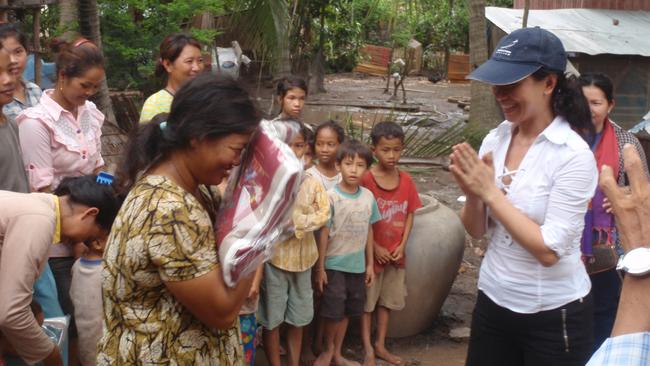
[{"x1": 255, "y1": 74, "x2": 482, "y2": 365}]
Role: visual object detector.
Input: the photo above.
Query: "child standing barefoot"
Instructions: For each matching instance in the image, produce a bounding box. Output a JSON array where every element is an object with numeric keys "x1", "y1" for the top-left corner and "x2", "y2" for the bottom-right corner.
[
  {"x1": 70, "y1": 238, "x2": 106, "y2": 366},
  {"x1": 360, "y1": 122, "x2": 421, "y2": 366},
  {"x1": 314, "y1": 140, "x2": 380, "y2": 366},
  {"x1": 260, "y1": 122, "x2": 330, "y2": 366},
  {"x1": 307, "y1": 121, "x2": 345, "y2": 191}
]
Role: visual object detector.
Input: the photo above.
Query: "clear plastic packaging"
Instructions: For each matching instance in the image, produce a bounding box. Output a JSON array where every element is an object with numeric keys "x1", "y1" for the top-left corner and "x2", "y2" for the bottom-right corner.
[{"x1": 215, "y1": 120, "x2": 303, "y2": 287}]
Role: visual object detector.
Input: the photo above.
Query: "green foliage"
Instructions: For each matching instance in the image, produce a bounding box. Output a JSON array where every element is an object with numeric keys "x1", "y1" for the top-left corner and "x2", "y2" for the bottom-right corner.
[{"x1": 99, "y1": 0, "x2": 223, "y2": 92}]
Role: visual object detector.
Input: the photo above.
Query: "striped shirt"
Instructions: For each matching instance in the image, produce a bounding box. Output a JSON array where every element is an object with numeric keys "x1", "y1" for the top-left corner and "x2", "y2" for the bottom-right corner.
[{"x1": 139, "y1": 89, "x2": 173, "y2": 123}]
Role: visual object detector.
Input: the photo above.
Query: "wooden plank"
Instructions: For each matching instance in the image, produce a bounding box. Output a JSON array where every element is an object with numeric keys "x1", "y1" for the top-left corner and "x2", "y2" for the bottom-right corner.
[{"x1": 306, "y1": 100, "x2": 420, "y2": 112}]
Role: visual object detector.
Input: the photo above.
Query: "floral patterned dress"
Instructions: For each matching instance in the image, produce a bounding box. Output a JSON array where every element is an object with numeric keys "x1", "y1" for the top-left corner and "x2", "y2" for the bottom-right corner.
[{"x1": 97, "y1": 175, "x2": 243, "y2": 365}]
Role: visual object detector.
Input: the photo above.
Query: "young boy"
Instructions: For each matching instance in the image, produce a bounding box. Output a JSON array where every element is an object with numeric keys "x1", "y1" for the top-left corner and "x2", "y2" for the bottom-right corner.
[
  {"x1": 69, "y1": 238, "x2": 106, "y2": 366},
  {"x1": 360, "y1": 122, "x2": 422, "y2": 366},
  {"x1": 260, "y1": 121, "x2": 330, "y2": 366},
  {"x1": 314, "y1": 140, "x2": 381, "y2": 366}
]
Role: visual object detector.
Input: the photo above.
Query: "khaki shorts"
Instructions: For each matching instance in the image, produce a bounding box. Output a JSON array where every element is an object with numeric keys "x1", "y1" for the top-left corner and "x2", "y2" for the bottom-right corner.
[
  {"x1": 364, "y1": 265, "x2": 407, "y2": 313},
  {"x1": 258, "y1": 264, "x2": 314, "y2": 330}
]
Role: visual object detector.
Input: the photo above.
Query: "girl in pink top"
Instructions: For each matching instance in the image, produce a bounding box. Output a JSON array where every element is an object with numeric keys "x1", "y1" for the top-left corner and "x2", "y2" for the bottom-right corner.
[{"x1": 16, "y1": 37, "x2": 106, "y2": 363}]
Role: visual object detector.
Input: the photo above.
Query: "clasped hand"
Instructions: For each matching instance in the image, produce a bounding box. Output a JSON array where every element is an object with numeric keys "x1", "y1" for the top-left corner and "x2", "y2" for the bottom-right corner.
[{"x1": 449, "y1": 143, "x2": 498, "y2": 202}]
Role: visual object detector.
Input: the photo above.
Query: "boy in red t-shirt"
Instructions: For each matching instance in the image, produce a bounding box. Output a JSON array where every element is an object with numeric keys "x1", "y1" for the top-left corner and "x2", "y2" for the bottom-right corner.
[{"x1": 360, "y1": 122, "x2": 422, "y2": 366}]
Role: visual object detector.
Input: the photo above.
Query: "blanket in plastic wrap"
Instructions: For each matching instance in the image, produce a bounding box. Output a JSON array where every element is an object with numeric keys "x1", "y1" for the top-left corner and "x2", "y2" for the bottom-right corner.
[{"x1": 215, "y1": 120, "x2": 303, "y2": 287}]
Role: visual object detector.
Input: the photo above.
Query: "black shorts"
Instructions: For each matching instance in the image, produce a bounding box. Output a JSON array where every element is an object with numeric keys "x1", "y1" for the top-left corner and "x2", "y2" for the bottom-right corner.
[{"x1": 319, "y1": 269, "x2": 365, "y2": 320}]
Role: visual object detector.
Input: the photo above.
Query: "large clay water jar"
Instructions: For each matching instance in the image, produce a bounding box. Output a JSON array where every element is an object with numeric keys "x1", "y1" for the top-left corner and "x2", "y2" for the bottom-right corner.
[{"x1": 386, "y1": 193, "x2": 465, "y2": 338}]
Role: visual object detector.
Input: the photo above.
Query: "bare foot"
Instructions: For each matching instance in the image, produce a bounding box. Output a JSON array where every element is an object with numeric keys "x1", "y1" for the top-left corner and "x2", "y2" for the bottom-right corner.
[
  {"x1": 374, "y1": 347, "x2": 402, "y2": 366},
  {"x1": 301, "y1": 348, "x2": 317, "y2": 366},
  {"x1": 363, "y1": 350, "x2": 376, "y2": 366},
  {"x1": 334, "y1": 355, "x2": 361, "y2": 366},
  {"x1": 314, "y1": 349, "x2": 334, "y2": 366}
]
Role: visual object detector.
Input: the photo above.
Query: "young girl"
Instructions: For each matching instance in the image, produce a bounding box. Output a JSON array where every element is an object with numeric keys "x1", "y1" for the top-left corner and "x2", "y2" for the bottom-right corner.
[
  {"x1": 0, "y1": 23, "x2": 42, "y2": 122},
  {"x1": 139, "y1": 33, "x2": 204, "y2": 123},
  {"x1": 306, "y1": 120, "x2": 345, "y2": 191},
  {"x1": 260, "y1": 122, "x2": 330, "y2": 366},
  {"x1": 275, "y1": 76, "x2": 308, "y2": 120}
]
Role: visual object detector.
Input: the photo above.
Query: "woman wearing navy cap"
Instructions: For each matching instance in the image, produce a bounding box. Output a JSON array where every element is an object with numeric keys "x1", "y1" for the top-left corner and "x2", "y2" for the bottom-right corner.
[{"x1": 450, "y1": 27, "x2": 597, "y2": 365}]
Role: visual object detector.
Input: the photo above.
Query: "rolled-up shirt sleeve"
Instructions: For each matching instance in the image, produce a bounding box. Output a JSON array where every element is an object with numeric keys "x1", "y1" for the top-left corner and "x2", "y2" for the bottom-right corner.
[
  {"x1": 0, "y1": 214, "x2": 57, "y2": 364},
  {"x1": 18, "y1": 117, "x2": 54, "y2": 191},
  {"x1": 540, "y1": 149, "x2": 598, "y2": 257}
]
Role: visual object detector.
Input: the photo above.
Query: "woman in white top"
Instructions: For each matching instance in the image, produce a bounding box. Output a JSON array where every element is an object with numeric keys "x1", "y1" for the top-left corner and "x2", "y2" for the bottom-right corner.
[{"x1": 450, "y1": 27, "x2": 598, "y2": 365}]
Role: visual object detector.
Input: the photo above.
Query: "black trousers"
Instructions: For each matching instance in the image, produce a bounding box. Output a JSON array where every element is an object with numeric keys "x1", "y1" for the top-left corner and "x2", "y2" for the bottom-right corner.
[{"x1": 466, "y1": 291, "x2": 594, "y2": 366}]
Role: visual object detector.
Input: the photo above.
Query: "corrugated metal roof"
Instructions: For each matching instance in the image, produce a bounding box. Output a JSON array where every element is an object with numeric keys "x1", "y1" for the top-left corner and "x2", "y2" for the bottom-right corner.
[{"x1": 485, "y1": 7, "x2": 650, "y2": 56}]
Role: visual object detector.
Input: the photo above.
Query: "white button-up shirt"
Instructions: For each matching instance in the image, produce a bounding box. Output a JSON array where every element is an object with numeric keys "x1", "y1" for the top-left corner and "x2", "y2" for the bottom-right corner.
[{"x1": 477, "y1": 116, "x2": 597, "y2": 313}]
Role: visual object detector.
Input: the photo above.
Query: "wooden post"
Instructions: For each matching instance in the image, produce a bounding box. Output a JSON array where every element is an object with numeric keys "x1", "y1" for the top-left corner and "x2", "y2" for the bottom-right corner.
[
  {"x1": 33, "y1": 7, "x2": 42, "y2": 86},
  {"x1": 522, "y1": 0, "x2": 530, "y2": 28}
]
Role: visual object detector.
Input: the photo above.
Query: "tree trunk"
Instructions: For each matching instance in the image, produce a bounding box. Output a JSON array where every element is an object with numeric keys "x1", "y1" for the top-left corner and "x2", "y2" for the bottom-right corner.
[
  {"x1": 468, "y1": 0, "x2": 501, "y2": 129},
  {"x1": 59, "y1": 0, "x2": 79, "y2": 36},
  {"x1": 78, "y1": 0, "x2": 118, "y2": 128},
  {"x1": 309, "y1": 7, "x2": 327, "y2": 94}
]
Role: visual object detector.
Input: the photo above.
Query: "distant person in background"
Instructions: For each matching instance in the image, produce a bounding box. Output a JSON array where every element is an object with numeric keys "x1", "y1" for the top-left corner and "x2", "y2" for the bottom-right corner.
[
  {"x1": 139, "y1": 33, "x2": 204, "y2": 123},
  {"x1": 17, "y1": 36, "x2": 107, "y2": 365},
  {"x1": 274, "y1": 76, "x2": 308, "y2": 121},
  {"x1": 578, "y1": 72, "x2": 649, "y2": 351},
  {"x1": 0, "y1": 23, "x2": 42, "y2": 122}
]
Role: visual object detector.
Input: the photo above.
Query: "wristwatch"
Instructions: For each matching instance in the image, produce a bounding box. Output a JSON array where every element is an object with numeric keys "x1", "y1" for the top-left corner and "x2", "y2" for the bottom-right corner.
[{"x1": 616, "y1": 247, "x2": 650, "y2": 276}]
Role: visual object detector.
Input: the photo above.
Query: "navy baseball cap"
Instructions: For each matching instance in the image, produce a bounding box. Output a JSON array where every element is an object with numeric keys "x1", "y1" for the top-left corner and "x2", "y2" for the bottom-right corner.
[{"x1": 468, "y1": 27, "x2": 567, "y2": 85}]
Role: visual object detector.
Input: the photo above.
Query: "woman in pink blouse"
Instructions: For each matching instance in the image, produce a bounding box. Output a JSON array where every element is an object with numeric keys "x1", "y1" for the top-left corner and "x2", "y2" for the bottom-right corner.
[{"x1": 16, "y1": 36, "x2": 106, "y2": 363}]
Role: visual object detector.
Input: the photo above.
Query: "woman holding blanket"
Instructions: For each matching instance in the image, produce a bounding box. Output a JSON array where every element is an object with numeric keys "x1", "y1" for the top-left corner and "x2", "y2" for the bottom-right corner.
[
  {"x1": 451, "y1": 27, "x2": 598, "y2": 366},
  {"x1": 578, "y1": 72, "x2": 648, "y2": 351},
  {"x1": 97, "y1": 74, "x2": 260, "y2": 364}
]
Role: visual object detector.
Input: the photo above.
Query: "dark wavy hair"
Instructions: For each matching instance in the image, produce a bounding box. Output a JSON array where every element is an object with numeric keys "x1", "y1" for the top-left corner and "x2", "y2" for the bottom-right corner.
[
  {"x1": 530, "y1": 69, "x2": 594, "y2": 139},
  {"x1": 117, "y1": 74, "x2": 261, "y2": 193}
]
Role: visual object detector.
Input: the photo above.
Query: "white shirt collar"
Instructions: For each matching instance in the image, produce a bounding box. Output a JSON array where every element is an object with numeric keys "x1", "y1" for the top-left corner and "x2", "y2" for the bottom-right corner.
[{"x1": 496, "y1": 116, "x2": 573, "y2": 146}]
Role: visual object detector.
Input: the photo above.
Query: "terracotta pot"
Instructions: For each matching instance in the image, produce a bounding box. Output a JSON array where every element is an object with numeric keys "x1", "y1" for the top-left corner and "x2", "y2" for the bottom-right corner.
[{"x1": 386, "y1": 194, "x2": 466, "y2": 338}]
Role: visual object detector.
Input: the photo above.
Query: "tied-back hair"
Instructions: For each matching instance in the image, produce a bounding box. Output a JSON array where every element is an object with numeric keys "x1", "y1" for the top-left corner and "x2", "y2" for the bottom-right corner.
[
  {"x1": 117, "y1": 74, "x2": 261, "y2": 193},
  {"x1": 49, "y1": 36, "x2": 104, "y2": 79},
  {"x1": 155, "y1": 33, "x2": 202, "y2": 78},
  {"x1": 578, "y1": 72, "x2": 614, "y2": 103},
  {"x1": 54, "y1": 175, "x2": 124, "y2": 232},
  {"x1": 532, "y1": 69, "x2": 594, "y2": 139}
]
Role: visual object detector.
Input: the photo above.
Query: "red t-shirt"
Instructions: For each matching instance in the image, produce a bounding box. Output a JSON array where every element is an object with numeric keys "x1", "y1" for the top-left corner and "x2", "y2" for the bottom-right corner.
[{"x1": 361, "y1": 170, "x2": 422, "y2": 272}]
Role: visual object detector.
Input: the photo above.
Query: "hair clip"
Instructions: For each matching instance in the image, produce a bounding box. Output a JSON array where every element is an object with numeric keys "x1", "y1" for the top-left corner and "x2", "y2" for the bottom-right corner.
[
  {"x1": 96, "y1": 172, "x2": 114, "y2": 186},
  {"x1": 74, "y1": 38, "x2": 91, "y2": 48},
  {"x1": 159, "y1": 121, "x2": 167, "y2": 131}
]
